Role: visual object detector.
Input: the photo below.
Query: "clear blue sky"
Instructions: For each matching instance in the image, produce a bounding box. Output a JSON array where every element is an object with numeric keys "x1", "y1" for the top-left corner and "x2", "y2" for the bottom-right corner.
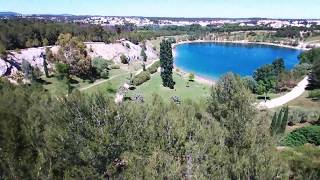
[{"x1": 0, "y1": 0, "x2": 319, "y2": 18}]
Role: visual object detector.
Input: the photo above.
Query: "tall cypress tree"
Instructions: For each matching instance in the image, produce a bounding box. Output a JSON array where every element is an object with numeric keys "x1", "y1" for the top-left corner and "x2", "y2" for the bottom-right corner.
[{"x1": 160, "y1": 39, "x2": 175, "y2": 89}]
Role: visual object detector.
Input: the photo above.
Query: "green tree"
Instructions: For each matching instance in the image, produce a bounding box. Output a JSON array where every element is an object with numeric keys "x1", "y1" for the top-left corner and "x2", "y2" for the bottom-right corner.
[
  {"x1": 0, "y1": 80, "x2": 51, "y2": 179},
  {"x1": 207, "y1": 73, "x2": 284, "y2": 179},
  {"x1": 120, "y1": 54, "x2": 129, "y2": 64},
  {"x1": 254, "y1": 64, "x2": 277, "y2": 101},
  {"x1": 272, "y1": 58, "x2": 285, "y2": 76},
  {"x1": 140, "y1": 49, "x2": 147, "y2": 62},
  {"x1": 21, "y1": 59, "x2": 33, "y2": 80},
  {"x1": 188, "y1": 73, "x2": 195, "y2": 82},
  {"x1": 56, "y1": 33, "x2": 92, "y2": 78},
  {"x1": 40, "y1": 52, "x2": 49, "y2": 78},
  {"x1": 160, "y1": 39, "x2": 175, "y2": 89},
  {"x1": 92, "y1": 58, "x2": 109, "y2": 79},
  {"x1": 270, "y1": 106, "x2": 289, "y2": 135}
]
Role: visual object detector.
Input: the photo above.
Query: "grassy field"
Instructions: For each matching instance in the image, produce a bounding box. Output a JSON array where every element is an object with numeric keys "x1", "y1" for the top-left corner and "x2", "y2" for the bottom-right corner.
[
  {"x1": 305, "y1": 35, "x2": 320, "y2": 43},
  {"x1": 288, "y1": 90, "x2": 320, "y2": 111},
  {"x1": 82, "y1": 69, "x2": 130, "y2": 96},
  {"x1": 41, "y1": 69, "x2": 129, "y2": 96},
  {"x1": 128, "y1": 72, "x2": 211, "y2": 102}
]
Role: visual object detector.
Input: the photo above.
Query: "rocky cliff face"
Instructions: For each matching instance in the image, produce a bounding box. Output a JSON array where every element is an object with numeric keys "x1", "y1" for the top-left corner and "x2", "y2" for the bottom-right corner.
[
  {"x1": 0, "y1": 40, "x2": 158, "y2": 78},
  {"x1": 87, "y1": 40, "x2": 158, "y2": 63}
]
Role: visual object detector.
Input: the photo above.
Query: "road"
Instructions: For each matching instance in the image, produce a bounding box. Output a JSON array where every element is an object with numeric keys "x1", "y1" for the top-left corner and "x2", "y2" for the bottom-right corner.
[{"x1": 258, "y1": 76, "x2": 309, "y2": 109}]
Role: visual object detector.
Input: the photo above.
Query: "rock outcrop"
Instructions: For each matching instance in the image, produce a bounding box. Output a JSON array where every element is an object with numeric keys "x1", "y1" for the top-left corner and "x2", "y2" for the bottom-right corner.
[{"x1": 0, "y1": 40, "x2": 158, "y2": 77}]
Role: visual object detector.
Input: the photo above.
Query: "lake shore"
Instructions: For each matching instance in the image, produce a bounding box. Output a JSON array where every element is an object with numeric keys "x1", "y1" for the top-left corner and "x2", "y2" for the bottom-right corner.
[
  {"x1": 174, "y1": 65, "x2": 216, "y2": 86},
  {"x1": 172, "y1": 39, "x2": 309, "y2": 51},
  {"x1": 172, "y1": 39, "x2": 307, "y2": 86}
]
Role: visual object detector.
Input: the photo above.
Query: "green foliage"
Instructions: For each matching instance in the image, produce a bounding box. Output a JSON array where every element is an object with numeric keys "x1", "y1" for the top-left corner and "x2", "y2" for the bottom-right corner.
[
  {"x1": 160, "y1": 39, "x2": 175, "y2": 89},
  {"x1": 253, "y1": 63, "x2": 278, "y2": 99},
  {"x1": 0, "y1": 80, "x2": 51, "y2": 179},
  {"x1": 55, "y1": 33, "x2": 92, "y2": 78},
  {"x1": 272, "y1": 58, "x2": 285, "y2": 76},
  {"x1": 275, "y1": 26, "x2": 301, "y2": 38},
  {"x1": 147, "y1": 61, "x2": 160, "y2": 74},
  {"x1": 120, "y1": 54, "x2": 129, "y2": 64},
  {"x1": 282, "y1": 126, "x2": 320, "y2": 147},
  {"x1": 299, "y1": 48, "x2": 320, "y2": 64},
  {"x1": 133, "y1": 71, "x2": 151, "y2": 86},
  {"x1": 140, "y1": 49, "x2": 147, "y2": 62},
  {"x1": 313, "y1": 58, "x2": 320, "y2": 86},
  {"x1": 308, "y1": 90, "x2": 320, "y2": 99},
  {"x1": 280, "y1": 145, "x2": 320, "y2": 180},
  {"x1": 92, "y1": 58, "x2": 109, "y2": 79},
  {"x1": 243, "y1": 76, "x2": 257, "y2": 93},
  {"x1": 0, "y1": 43, "x2": 6, "y2": 59},
  {"x1": 188, "y1": 73, "x2": 195, "y2": 82},
  {"x1": 207, "y1": 73, "x2": 284, "y2": 179},
  {"x1": 270, "y1": 106, "x2": 289, "y2": 135},
  {"x1": 21, "y1": 59, "x2": 33, "y2": 80},
  {"x1": 55, "y1": 63, "x2": 70, "y2": 80}
]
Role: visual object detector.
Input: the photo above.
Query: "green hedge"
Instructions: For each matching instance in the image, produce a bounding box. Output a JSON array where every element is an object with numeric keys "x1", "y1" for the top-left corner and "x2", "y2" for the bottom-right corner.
[
  {"x1": 133, "y1": 71, "x2": 151, "y2": 86},
  {"x1": 147, "y1": 61, "x2": 160, "y2": 74},
  {"x1": 281, "y1": 126, "x2": 320, "y2": 147}
]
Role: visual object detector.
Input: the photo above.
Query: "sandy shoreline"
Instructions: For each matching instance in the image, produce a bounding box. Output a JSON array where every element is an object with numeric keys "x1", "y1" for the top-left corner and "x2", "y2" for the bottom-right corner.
[
  {"x1": 172, "y1": 40, "x2": 308, "y2": 86},
  {"x1": 172, "y1": 40, "x2": 309, "y2": 51}
]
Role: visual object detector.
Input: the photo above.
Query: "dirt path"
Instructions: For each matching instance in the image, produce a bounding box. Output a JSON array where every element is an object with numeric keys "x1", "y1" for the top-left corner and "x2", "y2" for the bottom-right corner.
[
  {"x1": 79, "y1": 73, "x2": 129, "y2": 91},
  {"x1": 258, "y1": 76, "x2": 309, "y2": 109}
]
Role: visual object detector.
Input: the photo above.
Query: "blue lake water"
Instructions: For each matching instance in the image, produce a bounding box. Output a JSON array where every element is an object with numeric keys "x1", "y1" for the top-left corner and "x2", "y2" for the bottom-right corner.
[{"x1": 174, "y1": 42, "x2": 302, "y2": 80}]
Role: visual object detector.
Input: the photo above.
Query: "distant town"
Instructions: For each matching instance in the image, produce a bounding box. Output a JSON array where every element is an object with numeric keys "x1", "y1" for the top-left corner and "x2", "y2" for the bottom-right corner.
[{"x1": 1, "y1": 11, "x2": 320, "y2": 28}]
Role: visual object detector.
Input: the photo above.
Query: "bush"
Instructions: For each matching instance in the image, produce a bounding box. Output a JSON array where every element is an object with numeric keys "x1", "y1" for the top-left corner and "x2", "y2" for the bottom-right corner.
[
  {"x1": 100, "y1": 69, "x2": 109, "y2": 79},
  {"x1": 133, "y1": 71, "x2": 150, "y2": 86},
  {"x1": 120, "y1": 54, "x2": 129, "y2": 64},
  {"x1": 280, "y1": 145, "x2": 320, "y2": 179},
  {"x1": 140, "y1": 49, "x2": 147, "y2": 62},
  {"x1": 288, "y1": 108, "x2": 320, "y2": 125},
  {"x1": 110, "y1": 64, "x2": 120, "y2": 69},
  {"x1": 281, "y1": 125, "x2": 320, "y2": 147},
  {"x1": 147, "y1": 61, "x2": 160, "y2": 74},
  {"x1": 308, "y1": 90, "x2": 320, "y2": 99},
  {"x1": 55, "y1": 63, "x2": 70, "y2": 80},
  {"x1": 92, "y1": 58, "x2": 109, "y2": 79},
  {"x1": 189, "y1": 73, "x2": 195, "y2": 82}
]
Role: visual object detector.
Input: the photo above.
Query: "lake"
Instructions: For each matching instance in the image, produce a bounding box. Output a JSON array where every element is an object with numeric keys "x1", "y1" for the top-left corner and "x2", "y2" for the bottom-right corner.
[{"x1": 174, "y1": 42, "x2": 302, "y2": 80}]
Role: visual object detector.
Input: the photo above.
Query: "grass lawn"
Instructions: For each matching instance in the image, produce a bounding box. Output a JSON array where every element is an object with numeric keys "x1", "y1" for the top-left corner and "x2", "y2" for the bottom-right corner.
[
  {"x1": 41, "y1": 75, "x2": 91, "y2": 96},
  {"x1": 287, "y1": 90, "x2": 320, "y2": 111},
  {"x1": 305, "y1": 35, "x2": 320, "y2": 43},
  {"x1": 83, "y1": 69, "x2": 130, "y2": 96},
  {"x1": 128, "y1": 72, "x2": 211, "y2": 102},
  {"x1": 41, "y1": 69, "x2": 129, "y2": 97}
]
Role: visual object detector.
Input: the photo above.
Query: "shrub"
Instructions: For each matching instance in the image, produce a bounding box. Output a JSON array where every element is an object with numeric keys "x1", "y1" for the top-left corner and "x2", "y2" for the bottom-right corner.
[
  {"x1": 288, "y1": 108, "x2": 320, "y2": 125},
  {"x1": 140, "y1": 49, "x2": 147, "y2": 62},
  {"x1": 92, "y1": 58, "x2": 109, "y2": 79},
  {"x1": 120, "y1": 54, "x2": 129, "y2": 64},
  {"x1": 308, "y1": 90, "x2": 320, "y2": 99},
  {"x1": 280, "y1": 145, "x2": 320, "y2": 179},
  {"x1": 100, "y1": 69, "x2": 109, "y2": 79},
  {"x1": 126, "y1": 43, "x2": 130, "y2": 49},
  {"x1": 110, "y1": 64, "x2": 120, "y2": 69},
  {"x1": 281, "y1": 125, "x2": 320, "y2": 147},
  {"x1": 270, "y1": 106, "x2": 289, "y2": 135},
  {"x1": 189, "y1": 73, "x2": 195, "y2": 82},
  {"x1": 147, "y1": 61, "x2": 160, "y2": 74},
  {"x1": 133, "y1": 71, "x2": 150, "y2": 86},
  {"x1": 55, "y1": 63, "x2": 70, "y2": 80}
]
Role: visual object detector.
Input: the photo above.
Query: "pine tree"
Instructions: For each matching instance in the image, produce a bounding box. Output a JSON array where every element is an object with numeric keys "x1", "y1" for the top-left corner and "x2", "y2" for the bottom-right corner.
[
  {"x1": 41, "y1": 52, "x2": 49, "y2": 78},
  {"x1": 160, "y1": 39, "x2": 175, "y2": 89},
  {"x1": 270, "y1": 106, "x2": 289, "y2": 135}
]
